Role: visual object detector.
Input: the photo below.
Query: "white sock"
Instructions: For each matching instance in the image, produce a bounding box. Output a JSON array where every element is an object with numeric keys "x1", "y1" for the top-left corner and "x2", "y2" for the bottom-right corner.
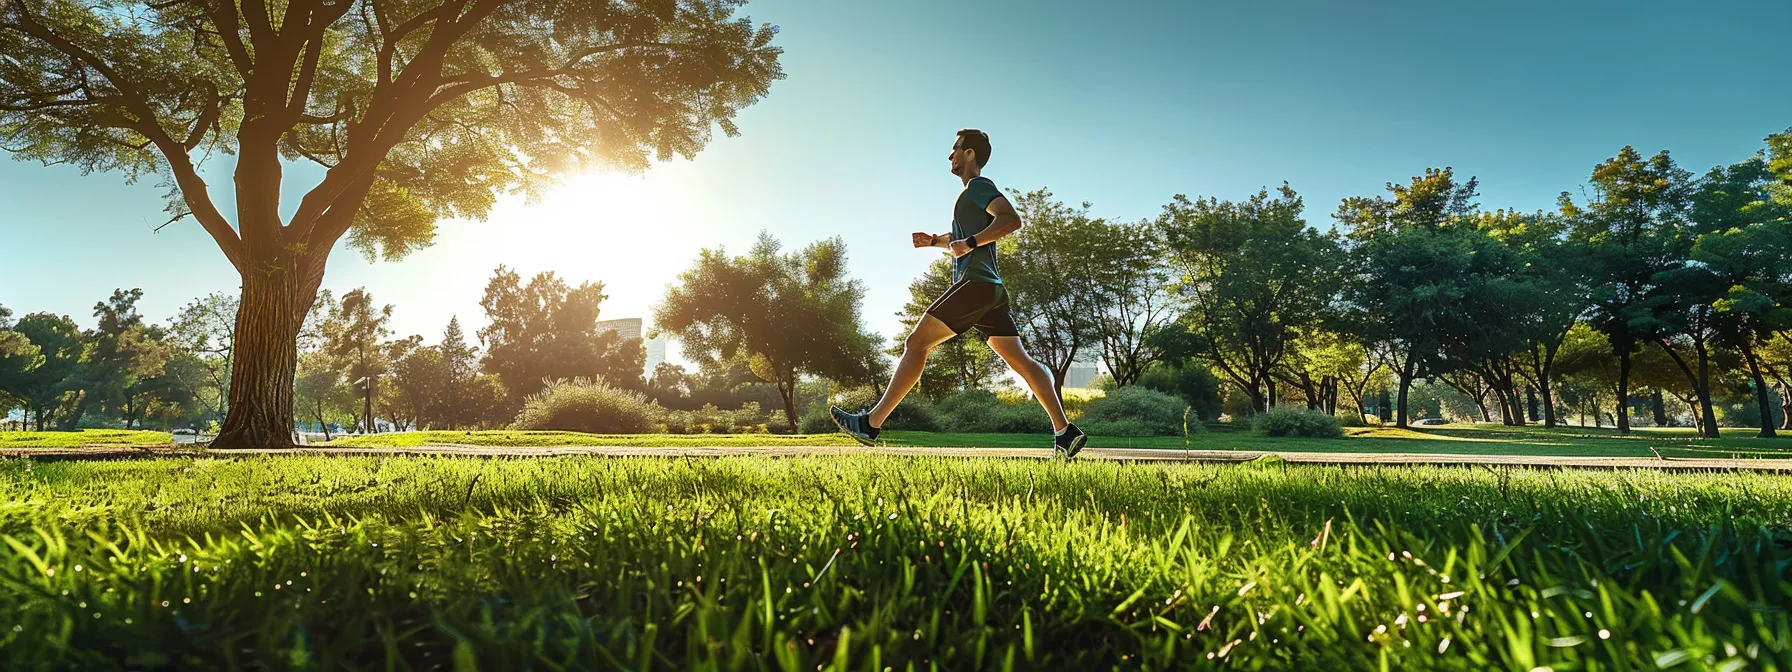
[{"x1": 1054, "y1": 425, "x2": 1068, "y2": 436}]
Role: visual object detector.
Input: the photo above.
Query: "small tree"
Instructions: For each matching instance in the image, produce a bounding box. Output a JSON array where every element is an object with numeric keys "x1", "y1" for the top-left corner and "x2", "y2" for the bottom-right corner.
[
  {"x1": 655, "y1": 233, "x2": 878, "y2": 431},
  {"x1": 324, "y1": 288, "x2": 392, "y2": 433},
  {"x1": 478, "y1": 267, "x2": 643, "y2": 403}
]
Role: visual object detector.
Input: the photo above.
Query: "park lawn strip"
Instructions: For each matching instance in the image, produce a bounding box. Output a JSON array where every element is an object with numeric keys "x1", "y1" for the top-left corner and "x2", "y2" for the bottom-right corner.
[
  {"x1": 308, "y1": 425, "x2": 1792, "y2": 459},
  {"x1": 0, "y1": 456, "x2": 1785, "y2": 669},
  {"x1": 314, "y1": 430, "x2": 858, "y2": 448},
  {"x1": 0, "y1": 430, "x2": 171, "y2": 448}
]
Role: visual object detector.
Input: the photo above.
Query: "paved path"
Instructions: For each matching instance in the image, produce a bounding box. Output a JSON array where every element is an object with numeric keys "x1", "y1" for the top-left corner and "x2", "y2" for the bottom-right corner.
[{"x1": 5, "y1": 444, "x2": 1792, "y2": 472}]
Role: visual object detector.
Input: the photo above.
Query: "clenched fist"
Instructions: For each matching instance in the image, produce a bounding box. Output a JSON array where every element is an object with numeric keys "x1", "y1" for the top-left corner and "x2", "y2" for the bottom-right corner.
[{"x1": 912, "y1": 232, "x2": 936, "y2": 248}]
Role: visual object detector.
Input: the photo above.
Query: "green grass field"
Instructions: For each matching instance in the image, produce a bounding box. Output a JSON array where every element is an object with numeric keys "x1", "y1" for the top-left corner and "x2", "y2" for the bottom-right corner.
[
  {"x1": 0, "y1": 455, "x2": 1785, "y2": 669},
  {"x1": 0, "y1": 429, "x2": 173, "y2": 448},
  {"x1": 5, "y1": 423, "x2": 1792, "y2": 460}
]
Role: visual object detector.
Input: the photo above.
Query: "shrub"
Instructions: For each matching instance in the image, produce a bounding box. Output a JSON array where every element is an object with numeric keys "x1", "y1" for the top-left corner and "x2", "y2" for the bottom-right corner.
[
  {"x1": 1136, "y1": 362, "x2": 1226, "y2": 422},
  {"x1": 1337, "y1": 413, "x2": 1367, "y2": 428},
  {"x1": 1252, "y1": 406, "x2": 1345, "y2": 439},
  {"x1": 1080, "y1": 386, "x2": 1188, "y2": 436},
  {"x1": 511, "y1": 378, "x2": 664, "y2": 434},
  {"x1": 934, "y1": 389, "x2": 1052, "y2": 434}
]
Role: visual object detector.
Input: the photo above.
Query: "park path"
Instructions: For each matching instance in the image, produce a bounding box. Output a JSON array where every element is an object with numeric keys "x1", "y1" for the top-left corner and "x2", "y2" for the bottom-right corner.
[{"x1": 5, "y1": 444, "x2": 1792, "y2": 472}]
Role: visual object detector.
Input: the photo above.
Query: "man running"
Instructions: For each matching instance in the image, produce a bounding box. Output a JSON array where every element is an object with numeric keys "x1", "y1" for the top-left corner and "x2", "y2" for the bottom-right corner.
[{"x1": 832, "y1": 129, "x2": 1087, "y2": 457}]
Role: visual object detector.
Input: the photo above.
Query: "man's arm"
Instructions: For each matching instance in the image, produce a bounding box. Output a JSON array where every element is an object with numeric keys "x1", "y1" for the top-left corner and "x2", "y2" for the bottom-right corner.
[
  {"x1": 911, "y1": 231, "x2": 953, "y2": 249},
  {"x1": 949, "y1": 196, "x2": 1023, "y2": 257}
]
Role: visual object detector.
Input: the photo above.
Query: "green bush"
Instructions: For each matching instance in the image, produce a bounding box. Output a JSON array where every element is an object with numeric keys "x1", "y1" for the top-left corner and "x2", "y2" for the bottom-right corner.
[
  {"x1": 934, "y1": 389, "x2": 1052, "y2": 434},
  {"x1": 662, "y1": 402, "x2": 770, "y2": 435},
  {"x1": 1080, "y1": 386, "x2": 1188, "y2": 436},
  {"x1": 1252, "y1": 406, "x2": 1345, "y2": 438},
  {"x1": 511, "y1": 378, "x2": 664, "y2": 434},
  {"x1": 1135, "y1": 362, "x2": 1225, "y2": 422}
]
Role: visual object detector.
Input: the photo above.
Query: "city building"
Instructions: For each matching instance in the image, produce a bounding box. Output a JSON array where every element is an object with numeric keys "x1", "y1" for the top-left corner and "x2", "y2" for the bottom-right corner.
[
  {"x1": 596, "y1": 317, "x2": 669, "y2": 373},
  {"x1": 1061, "y1": 361, "x2": 1101, "y2": 390}
]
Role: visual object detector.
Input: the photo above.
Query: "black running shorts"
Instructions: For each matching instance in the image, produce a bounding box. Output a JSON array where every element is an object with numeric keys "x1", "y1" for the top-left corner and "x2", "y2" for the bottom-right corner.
[{"x1": 924, "y1": 281, "x2": 1020, "y2": 338}]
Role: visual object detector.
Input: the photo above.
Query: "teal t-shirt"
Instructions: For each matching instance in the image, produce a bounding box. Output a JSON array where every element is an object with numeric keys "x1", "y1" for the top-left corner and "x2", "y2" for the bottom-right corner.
[{"x1": 951, "y1": 176, "x2": 1004, "y2": 284}]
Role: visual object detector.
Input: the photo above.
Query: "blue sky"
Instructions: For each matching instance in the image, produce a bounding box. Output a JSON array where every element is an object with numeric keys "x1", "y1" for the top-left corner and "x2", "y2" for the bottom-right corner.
[{"x1": 2, "y1": 0, "x2": 1788, "y2": 364}]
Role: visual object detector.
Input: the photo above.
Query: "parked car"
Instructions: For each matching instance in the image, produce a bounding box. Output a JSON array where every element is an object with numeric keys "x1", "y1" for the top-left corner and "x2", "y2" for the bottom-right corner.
[
  {"x1": 1413, "y1": 417, "x2": 1449, "y2": 426},
  {"x1": 171, "y1": 428, "x2": 198, "y2": 436}
]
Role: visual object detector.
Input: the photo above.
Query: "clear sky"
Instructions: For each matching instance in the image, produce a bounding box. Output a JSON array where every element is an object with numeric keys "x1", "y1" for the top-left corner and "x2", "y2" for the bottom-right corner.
[{"x1": 2, "y1": 0, "x2": 1788, "y2": 365}]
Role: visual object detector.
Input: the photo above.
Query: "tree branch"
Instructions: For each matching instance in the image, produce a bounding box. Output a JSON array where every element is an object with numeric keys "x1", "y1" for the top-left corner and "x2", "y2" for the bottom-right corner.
[{"x1": 8, "y1": 0, "x2": 246, "y2": 272}]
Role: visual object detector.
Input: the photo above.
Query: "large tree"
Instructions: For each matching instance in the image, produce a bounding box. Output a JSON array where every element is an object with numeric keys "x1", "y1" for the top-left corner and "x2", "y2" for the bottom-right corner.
[
  {"x1": 2, "y1": 312, "x2": 84, "y2": 430},
  {"x1": 1002, "y1": 189, "x2": 1105, "y2": 398},
  {"x1": 1559, "y1": 147, "x2": 1694, "y2": 434},
  {"x1": 2, "y1": 0, "x2": 783, "y2": 446},
  {"x1": 655, "y1": 233, "x2": 879, "y2": 431},
  {"x1": 1162, "y1": 184, "x2": 1340, "y2": 413},
  {"x1": 1092, "y1": 218, "x2": 1175, "y2": 387},
  {"x1": 1337, "y1": 168, "x2": 1498, "y2": 427}
]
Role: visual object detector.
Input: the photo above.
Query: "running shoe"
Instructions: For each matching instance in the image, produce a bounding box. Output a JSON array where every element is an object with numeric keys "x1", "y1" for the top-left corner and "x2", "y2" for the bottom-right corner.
[
  {"x1": 830, "y1": 406, "x2": 880, "y2": 446},
  {"x1": 1054, "y1": 422, "x2": 1088, "y2": 458}
]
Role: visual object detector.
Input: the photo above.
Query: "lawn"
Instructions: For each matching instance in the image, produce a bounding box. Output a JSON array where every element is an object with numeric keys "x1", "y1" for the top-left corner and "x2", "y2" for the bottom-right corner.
[
  {"x1": 312, "y1": 424, "x2": 1792, "y2": 460},
  {"x1": 318, "y1": 429, "x2": 857, "y2": 448},
  {"x1": 0, "y1": 455, "x2": 1785, "y2": 669},
  {"x1": 6, "y1": 423, "x2": 1792, "y2": 461},
  {"x1": 0, "y1": 429, "x2": 172, "y2": 448}
]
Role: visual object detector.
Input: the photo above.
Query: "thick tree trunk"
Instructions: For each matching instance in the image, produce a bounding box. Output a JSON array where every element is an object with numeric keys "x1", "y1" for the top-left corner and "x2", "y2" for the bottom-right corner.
[
  {"x1": 1739, "y1": 344, "x2": 1777, "y2": 438},
  {"x1": 1395, "y1": 359, "x2": 1415, "y2": 429},
  {"x1": 1650, "y1": 389, "x2": 1668, "y2": 427},
  {"x1": 1526, "y1": 387, "x2": 1540, "y2": 423},
  {"x1": 213, "y1": 259, "x2": 311, "y2": 448},
  {"x1": 778, "y1": 378, "x2": 799, "y2": 434}
]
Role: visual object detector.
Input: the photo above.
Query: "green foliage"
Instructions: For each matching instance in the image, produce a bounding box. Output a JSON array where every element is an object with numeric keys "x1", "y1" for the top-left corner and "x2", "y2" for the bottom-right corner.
[
  {"x1": 1001, "y1": 190, "x2": 1108, "y2": 380},
  {"x1": 1253, "y1": 406, "x2": 1346, "y2": 438},
  {"x1": 0, "y1": 457, "x2": 1787, "y2": 668},
  {"x1": 478, "y1": 267, "x2": 644, "y2": 403},
  {"x1": 1160, "y1": 184, "x2": 1342, "y2": 412},
  {"x1": 655, "y1": 233, "x2": 882, "y2": 432},
  {"x1": 663, "y1": 402, "x2": 769, "y2": 435},
  {"x1": 510, "y1": 378, "x2": 663, "y2": 435},
  {"x1": 1079, "y1": 386, "x2": 1187, "y2": 436},
  {"x1": 1133, "y1": 361, "x2": 1224, "y2": 422},
  {"x1": 933, "y1": 389, "x2": 1052, "y2": 434}
]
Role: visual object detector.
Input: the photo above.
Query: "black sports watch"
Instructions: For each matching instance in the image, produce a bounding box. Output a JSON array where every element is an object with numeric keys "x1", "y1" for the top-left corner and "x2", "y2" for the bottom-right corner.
[{"x1": 966, "y1": 234, "x2": 979, "y2": 249}]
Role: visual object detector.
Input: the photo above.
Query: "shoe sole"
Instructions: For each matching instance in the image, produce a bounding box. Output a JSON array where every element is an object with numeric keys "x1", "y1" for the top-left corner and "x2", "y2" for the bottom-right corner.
[{"x1": 831, "y1": 413, "x2": 877, "y2": 447}]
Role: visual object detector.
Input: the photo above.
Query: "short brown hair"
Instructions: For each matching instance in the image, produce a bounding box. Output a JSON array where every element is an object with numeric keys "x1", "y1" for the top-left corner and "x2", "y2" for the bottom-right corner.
[{"x1": 956, "y1": 129, "x2": 991, "y2": 168}]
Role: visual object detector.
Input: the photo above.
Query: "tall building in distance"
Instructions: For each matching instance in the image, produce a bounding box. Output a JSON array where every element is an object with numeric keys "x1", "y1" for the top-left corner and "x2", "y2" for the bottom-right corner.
[
  {"x1": 595, "y1": 317, "x2": 669, "y2": 374},
  {"x1": 1061, "y1": 361, "x2": 1102, "y2": 390},
  {"x1": 594, "y1": 317, "x2": 643, "y2": 341}
]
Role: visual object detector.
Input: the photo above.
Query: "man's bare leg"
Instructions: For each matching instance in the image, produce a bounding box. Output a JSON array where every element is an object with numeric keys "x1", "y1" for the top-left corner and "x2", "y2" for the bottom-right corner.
[
  {"x1": 867, "y1": 314, "x2": 958, "y2": 428},
  {"x1": 986, "y1": 336, "x2": 1069, "y2": 432}
]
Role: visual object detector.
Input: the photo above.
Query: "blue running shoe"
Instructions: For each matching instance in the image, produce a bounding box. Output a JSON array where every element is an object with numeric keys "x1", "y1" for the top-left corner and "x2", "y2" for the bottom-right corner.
[
  {"x1": 1054, "y1": 423, "x2": 1087, "y2": 458},
  {"x1": 830, "y1": 406, "x2": 880, "y2": 446}
]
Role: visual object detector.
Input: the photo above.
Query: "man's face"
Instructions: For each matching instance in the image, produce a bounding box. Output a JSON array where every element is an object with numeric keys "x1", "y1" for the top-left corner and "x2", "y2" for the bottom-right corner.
[{"x1": 948, "y1": 138, "x2": 967, "y2": 176}]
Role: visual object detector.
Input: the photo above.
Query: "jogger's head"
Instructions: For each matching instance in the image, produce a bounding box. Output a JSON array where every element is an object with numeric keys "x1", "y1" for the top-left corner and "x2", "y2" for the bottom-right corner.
[{"x1": 950, "y1": 129, "x2": 991, "y2": 177}]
